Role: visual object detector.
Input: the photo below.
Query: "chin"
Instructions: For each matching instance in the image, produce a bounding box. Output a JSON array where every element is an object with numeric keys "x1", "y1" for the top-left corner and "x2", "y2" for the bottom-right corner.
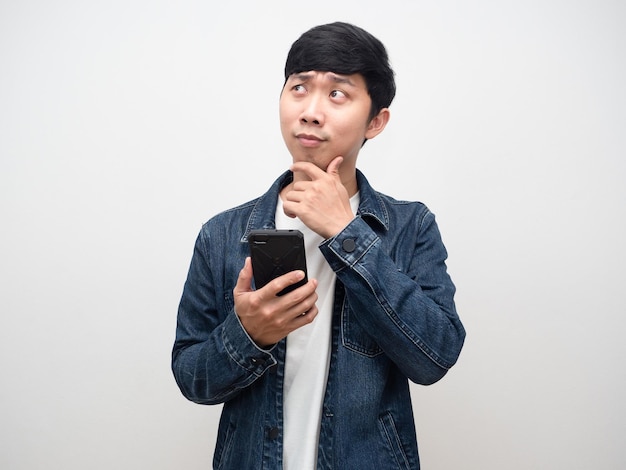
[{"x1": 292, "y1": 152, "x2": 323, "y2": 167}]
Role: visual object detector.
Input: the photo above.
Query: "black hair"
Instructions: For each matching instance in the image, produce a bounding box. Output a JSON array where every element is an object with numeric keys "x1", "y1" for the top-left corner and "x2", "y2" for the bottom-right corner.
[{"x1": 284, "y1": 22, "x2": 396, "y2": 120}]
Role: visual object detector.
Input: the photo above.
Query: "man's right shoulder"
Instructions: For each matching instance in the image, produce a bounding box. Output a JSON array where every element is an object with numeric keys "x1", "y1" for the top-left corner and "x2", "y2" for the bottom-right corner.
[{"x1": 203, "y1": 196, "x2": 260, "y2": 229}]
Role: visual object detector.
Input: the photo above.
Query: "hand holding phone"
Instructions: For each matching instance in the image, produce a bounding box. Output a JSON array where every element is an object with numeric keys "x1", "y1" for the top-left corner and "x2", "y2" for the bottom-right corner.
[{"x1": 235, "y1": 230, "x2": 316, "y2": 346}]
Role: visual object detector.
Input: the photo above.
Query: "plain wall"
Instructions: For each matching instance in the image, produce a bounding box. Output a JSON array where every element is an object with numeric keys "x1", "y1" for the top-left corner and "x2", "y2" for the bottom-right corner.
[{"x1": 1, "y1": 1, "x2": 624, "y2": 468}]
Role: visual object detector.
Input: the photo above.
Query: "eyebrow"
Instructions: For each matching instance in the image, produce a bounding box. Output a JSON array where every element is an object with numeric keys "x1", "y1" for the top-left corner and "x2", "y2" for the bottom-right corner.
[{"x1": 292, "y1": 72, "x2": 356, "y2": 87}]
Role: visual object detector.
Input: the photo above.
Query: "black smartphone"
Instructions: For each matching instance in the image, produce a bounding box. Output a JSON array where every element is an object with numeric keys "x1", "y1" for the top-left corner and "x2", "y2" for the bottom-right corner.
[{"x1": 248, "y1": 229, "x2": 308, "y2": 296}]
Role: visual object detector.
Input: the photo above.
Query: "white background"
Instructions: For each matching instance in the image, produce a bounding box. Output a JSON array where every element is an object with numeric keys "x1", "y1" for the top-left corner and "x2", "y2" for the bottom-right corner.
[{"x1": 1, "y1": 1, "x2": 624, "y2": 468}]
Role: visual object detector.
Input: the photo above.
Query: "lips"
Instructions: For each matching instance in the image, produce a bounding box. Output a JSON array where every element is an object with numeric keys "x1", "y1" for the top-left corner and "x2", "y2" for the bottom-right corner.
[{"x1": 296, "y1": 133, "x2": 324, "y2": 147}]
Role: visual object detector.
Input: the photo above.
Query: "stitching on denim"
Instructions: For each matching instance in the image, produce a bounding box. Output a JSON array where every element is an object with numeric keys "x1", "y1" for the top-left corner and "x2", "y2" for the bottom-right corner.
[
  {"x1": 358, "y1": 266, "x2": 453, "y2": 370},
  {"x1": 340, "y1": 289, "x2": 383, "y2": 356},
  {"x1": 379, "y1": 412, "x2": 410, "y2": 469},
  {"x1": 215, "y1": 421, "x2": 236, "y2": 470}
]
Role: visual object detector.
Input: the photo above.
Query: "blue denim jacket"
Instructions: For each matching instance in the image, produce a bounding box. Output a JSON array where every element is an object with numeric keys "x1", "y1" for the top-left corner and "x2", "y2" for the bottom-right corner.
[{"x1": 172, "y1": 170, "x2": 465, "y2": 469}]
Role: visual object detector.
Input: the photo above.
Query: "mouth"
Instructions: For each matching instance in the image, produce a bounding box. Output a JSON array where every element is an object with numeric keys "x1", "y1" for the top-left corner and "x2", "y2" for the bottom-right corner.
[{"x1": 296, "y1": 133, "x2": 325, "y2": 148}]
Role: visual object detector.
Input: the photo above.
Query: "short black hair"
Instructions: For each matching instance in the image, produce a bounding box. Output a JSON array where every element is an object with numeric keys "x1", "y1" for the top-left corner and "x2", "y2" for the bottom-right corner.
[{"x1": 284, "y1": 22, "x2": 396, "y2": 120}]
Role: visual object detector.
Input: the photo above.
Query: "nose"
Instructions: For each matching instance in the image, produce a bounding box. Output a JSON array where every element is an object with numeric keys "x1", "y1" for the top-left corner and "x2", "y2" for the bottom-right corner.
[{"x1": 300, "y1": 95, "x2": 324, "y2": 126}]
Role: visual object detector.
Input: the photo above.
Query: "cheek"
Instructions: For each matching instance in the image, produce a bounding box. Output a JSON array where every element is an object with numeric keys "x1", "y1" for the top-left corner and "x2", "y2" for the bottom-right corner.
[
  {"x1": 279, "y1": 106, "x2": 299, "y2": 136},
  {"x1": 279, "y1": 108, "x2": 291, "y2": 137},
  {"x1": 279, "y1": 96, "x2": 298, "y2": 120},
  {"x1": 336, "y1": 119, "x2": 368, "y2": 143}
]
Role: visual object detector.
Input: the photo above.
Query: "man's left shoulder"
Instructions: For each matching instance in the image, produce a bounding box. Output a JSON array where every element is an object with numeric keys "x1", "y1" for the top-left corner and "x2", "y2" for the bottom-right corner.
[{"x1": 373, "y1": 189, "x2": 431, "y2": 218}]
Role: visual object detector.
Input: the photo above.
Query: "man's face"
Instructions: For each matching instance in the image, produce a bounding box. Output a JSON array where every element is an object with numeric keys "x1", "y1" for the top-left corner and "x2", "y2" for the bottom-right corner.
[{"x1": 279, "y1": 71, "x2": 387, "y2": 173}]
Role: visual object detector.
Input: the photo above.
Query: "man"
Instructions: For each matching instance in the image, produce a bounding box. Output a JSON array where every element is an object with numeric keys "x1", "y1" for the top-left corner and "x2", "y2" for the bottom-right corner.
[{"x1": 172, "y1": 22, "x2": 466, "y2": 469}]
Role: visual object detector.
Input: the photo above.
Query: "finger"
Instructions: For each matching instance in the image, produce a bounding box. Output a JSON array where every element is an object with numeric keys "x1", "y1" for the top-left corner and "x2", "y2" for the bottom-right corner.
[
  {"x1": 283, "y1": 284, "x2": 318, "y2": 319},
  {"x1": 326, "y1": 156, "x2": 344, "y2": 176},
  {"x1": 291, "y1": 304, "x2": 319, "y2": 328},
  {"x1": 265, "y1": 270, "x2": 307, "y2": 297},
  {"x1": 290, "y1": 161, "x2": 326, "y2": 180},
  {"x1": 234, "y1": 257, "x2": 253, "y2": 294}
]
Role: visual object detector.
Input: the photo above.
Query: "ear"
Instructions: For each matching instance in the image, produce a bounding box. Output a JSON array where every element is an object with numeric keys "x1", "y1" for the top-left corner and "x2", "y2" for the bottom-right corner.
[{"x1": 365, "y1": 108, "x2": 390, "y2": 140}]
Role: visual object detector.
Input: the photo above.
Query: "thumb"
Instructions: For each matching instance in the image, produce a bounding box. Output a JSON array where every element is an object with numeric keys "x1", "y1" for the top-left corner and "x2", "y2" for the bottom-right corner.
[
  {"x1": 326, "y1": 156, "x2": 344, "y2": 177},
  {"x1": 234, "y1": 257, "x2": 253, "y2": 294}
]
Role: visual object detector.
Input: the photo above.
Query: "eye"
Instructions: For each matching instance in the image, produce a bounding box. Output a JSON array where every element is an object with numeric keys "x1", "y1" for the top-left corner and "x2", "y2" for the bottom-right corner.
[
  {"x1": 330, "y1": 89, "x2": 347, "y2": 101},
  {"x1": 292, "y1": 84, "x2": 306, "y2": 94}
]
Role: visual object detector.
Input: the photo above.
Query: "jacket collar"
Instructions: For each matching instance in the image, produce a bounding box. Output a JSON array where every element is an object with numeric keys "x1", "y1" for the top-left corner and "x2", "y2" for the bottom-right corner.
[{"x1": 241, "y1": 169, "x2": 389, "y2": 242}]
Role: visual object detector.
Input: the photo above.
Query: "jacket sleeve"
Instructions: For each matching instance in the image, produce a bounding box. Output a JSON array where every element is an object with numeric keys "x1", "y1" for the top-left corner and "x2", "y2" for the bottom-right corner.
[
  {"x1": 171, "y1": 228, "x2": 276, "y2": 405},
  {"x1": 319, "y1": 209, "x2": 466, "y2": 385}
]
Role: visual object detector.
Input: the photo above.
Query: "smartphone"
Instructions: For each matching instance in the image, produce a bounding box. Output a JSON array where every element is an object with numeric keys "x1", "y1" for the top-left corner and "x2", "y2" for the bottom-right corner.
[{"x1": 248, "y1": 229, "x2": 308, "y2": 296}]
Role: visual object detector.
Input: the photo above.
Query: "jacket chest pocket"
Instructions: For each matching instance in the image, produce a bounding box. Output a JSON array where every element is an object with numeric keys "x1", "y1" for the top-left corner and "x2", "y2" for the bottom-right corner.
[{"x1": 341, "y1": 298, "x2": 383, "y2": 357}]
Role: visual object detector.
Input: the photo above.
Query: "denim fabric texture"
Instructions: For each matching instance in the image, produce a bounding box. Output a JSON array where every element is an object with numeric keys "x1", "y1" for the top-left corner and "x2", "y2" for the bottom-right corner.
[{"x1": 172, "y1": 170, "x2": 466, "y2": 469}]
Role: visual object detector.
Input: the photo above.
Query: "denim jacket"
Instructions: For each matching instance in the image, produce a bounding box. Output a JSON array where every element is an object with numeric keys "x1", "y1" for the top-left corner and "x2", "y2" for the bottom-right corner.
[{"x1": 172, "y1": 170, "x2": 466, "y2": 469}]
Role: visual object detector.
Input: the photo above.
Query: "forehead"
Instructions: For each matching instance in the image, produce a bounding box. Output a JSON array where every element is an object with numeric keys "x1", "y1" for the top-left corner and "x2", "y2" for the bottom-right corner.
[{"x1": 286, "y1": 71, "x2": 366, "y2": 88}]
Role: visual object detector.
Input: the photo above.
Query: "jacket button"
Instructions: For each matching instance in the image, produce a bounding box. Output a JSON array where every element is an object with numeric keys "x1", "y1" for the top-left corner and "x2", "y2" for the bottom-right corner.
[
  {"x1": 268, "y1": 427, "x2": 279, "y2": 439},
  {"x1": 342, "y1": 238, "x2": 356, "y2": 252}
]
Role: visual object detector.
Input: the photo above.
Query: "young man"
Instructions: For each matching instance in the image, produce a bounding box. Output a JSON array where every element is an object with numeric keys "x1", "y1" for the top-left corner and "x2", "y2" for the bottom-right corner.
[{"x1": 172, "y1": 22, "x2": 466, "y2": 469}]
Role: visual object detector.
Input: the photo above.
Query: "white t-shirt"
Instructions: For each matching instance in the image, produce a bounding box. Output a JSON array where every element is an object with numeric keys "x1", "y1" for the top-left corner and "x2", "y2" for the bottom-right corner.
[{"x1": 276, "y1": 193, "x2": 360, "y2": 470}]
